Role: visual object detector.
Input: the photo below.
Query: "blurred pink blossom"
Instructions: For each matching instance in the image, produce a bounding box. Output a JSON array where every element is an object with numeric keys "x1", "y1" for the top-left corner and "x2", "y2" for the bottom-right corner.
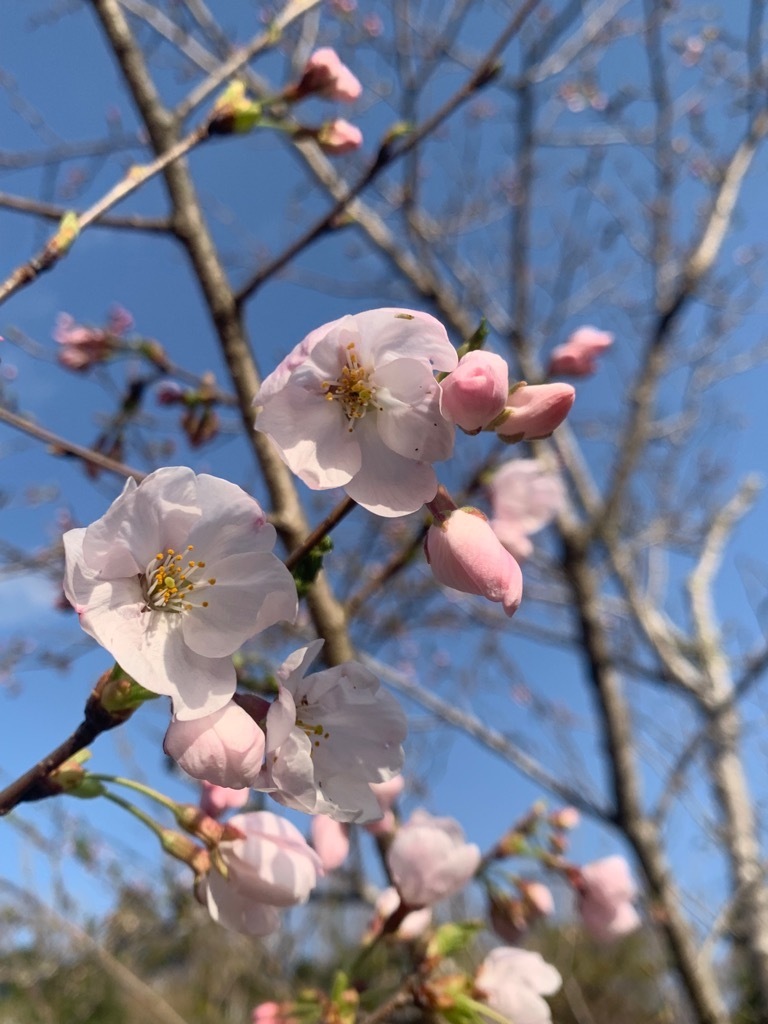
[
  {"x1": 201, "y1": 811, "x2": 323, "y2": 937},
  {"x1": 199, "y1": 781, "x2": 249, "y2": 819},
  {"x1": 547, "y1": 326, "x2": 613, "y2": 377},
  {"x1": 493, "y1": 382, "x2": 575, "y2": 442},
  {"x1": 577, "y1": 855, "x2": 641, "y2": 942},
  {"x1": 163, "y1": 701, "x2": 265, "y2": 788},
  {"x1": 365, "y1": 775, "x2": 405, "y2": 836},
  {"x1": 362, "y1": 14, "x2": 384, "y2": 37},
  {"x1": 425, "y1": 508, "x2": 523, "y2": 617},
  {"x1": 371, "y1": 886, "x2": 432, "y2": 940},
  {"x1": 311, "y1": 815, "x2": 350, "y2": 871},
  {"x1": 387, "y1": 808, "x2": 480, "y2": 907},
  {"x1": 475, "y1": 947, "x2": 562, "y2": 1024},
  {"x1": 317, "y1": 118, "x2": 363, "y2": 154},
  {"x1": 295, "y1": 48, "x2": 362, "y2": 102},
  {"x1": 488, "y1": 459, "x2": 565, "y2": 560},
  {"x1": 550, "y1": 806, "x2": 580, "y2": 830},
  {"x1": 440, "y1": 350, "x2": 509, "y2": 432}
]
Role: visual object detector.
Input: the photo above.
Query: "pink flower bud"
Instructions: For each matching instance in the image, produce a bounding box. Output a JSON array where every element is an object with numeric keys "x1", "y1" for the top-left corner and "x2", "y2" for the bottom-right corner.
[
  {"x1": 296, "y1": 48, "x2": 362, "y2": 102},
  {"x1": 163, "y1": 702, "x2": 265, "y2": 788},
  {"x1": 425, "y1": 508, "x2": 523, "y2": 617},
  {"x1": 520, "y1": 880, "x2": 555, "y2": 918},
  {"x1": 547, "y1": 326, "x2": 613, "y2": 377},
  {"x1": 387, "y1": 808, "x2": 481, "y2": 908},
  {"x1": 440, "y1": 351, "x2": 509, "y2": 432},
  {"x1": 252, "y1": 1003, "x2": 297, "y2": 1024},
  {"x1": 317, "y1": 118, "x2": 363, "y2": 154},
  {"x1": 577, "y1": 855, "x2": 641, "y2": 942},
  {"x1": 550, "y1": 806, "x2": 580, "y2": 830},
  {"x1": 311, "y1": 815, "x2": 350, "y2": 871},
  {"x1": 199, "y1": 781, "x2": 249, "y2": 819},
  {"x1": 53, "y1": 313, "x2": 113, "y2": 371},
  {"x1": 493, "y1": 383, "x2": 575, "y2": 442},
  {"x1": 156, "y1": 381, "x2": 185, "y2": 405}
]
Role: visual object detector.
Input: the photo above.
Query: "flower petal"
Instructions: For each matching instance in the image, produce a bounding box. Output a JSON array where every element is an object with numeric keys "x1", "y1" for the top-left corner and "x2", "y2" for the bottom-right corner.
[
  {"x1": 374, "y1": 358, "x2": 454, "y2": 463},
  {"x1": 182, "y1": 552, "x2": 297, "y2": 658},
  {"x1": 352, "y1": 309, "x2": 458, "y2": 371},
  {"x1": 83, "y1": 468, "x2": 200, "y2": 579},
  {"x1": 346, "y1": 419, "x2": 438, "y2": 516},
  {"x1": 255, "y1": 383, "x2": 361, "y2": 488}
]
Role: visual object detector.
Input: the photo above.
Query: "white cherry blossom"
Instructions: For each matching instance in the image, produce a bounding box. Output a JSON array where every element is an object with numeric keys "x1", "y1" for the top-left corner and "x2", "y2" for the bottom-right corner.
[
  {"x1": 63, "y1": 467, "x2": 297, "y2": 720},
  {"x1": 253, "y1": 308, "x2": 458, "y2": 516},
  {"x1": 256, "y1": 640, "x2": 407, "y2": 822},
  {"x1": 475, "y1": 947, "x2": 562, "y2": 1024}
]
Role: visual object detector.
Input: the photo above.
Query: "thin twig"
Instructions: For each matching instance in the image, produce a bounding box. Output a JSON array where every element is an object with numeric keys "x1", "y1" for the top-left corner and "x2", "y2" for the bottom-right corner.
[{"x1": 0, "y1": 404, "x2": 145, "y2": 481}]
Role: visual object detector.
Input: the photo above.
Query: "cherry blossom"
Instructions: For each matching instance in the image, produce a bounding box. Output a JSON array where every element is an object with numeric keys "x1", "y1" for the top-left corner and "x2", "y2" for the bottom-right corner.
[
  {"x1": 425, "y1": 508, "x2": 523, "y2": 616},
  {"x1": 199, "y1": 782, "x2": 249, "y2": 819},
  {"x1": 294, "y1": 48, "x2": 362, "y2": 102},
  {"x1": 440, "y1": 350, "x2": 508, "y2": 432},
  {"x1": 63, "y1": 467, "x2": 297, "y2": 719},
  {"x1": 256, "y1": 640, "x2": 407, "y2": 821},
  {"x1": 163, "y1": 701, "x2": 265, "y2": 788},
  {"x1": 475, "y1": 947, "x2": 562, "y2": 1024},
  {"x1": 201, "y1": 811, "x2": 323, "y2": 937},
  {"x1": 387, "y1": 809, "x2": 480, "y2": 907},
  {"x1": 254, "y1": 309, "x2": 457, "y2": 516},
  {"x1": 547, "y1": 326, "x2": 613, "y2": 377},
  {"x1": 488, "y1": 459, "x2": 565, "y2": 560},
  {"x1": 577, "y1": 855, "x2": 641, "y2": 941}
]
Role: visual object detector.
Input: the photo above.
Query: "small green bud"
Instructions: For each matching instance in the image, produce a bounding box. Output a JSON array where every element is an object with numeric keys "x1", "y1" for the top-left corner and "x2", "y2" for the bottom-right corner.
[{"x1": 426, "y1": 920, "x2": 482, "y2": 960}]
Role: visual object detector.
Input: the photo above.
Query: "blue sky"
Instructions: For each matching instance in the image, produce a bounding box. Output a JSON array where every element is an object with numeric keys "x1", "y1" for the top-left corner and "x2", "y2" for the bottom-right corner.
[{"x1": 1, "y1": 0, "x2": 767, "y2": 949}]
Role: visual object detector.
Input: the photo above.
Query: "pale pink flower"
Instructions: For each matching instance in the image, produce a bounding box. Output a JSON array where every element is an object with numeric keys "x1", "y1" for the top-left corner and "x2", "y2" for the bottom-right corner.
[
  {"x1": 311, "y1": 815, "x2": 350, "y2": 871},
  {"x1": 425, "y1": 508, "x2": 523, "y2": 617},
  {"x1": 371, "y1": 886, "x2": 432, "y2": 940},
  {"x1": 199, "y1": 781, "x2": 249, "y2": 818},
  {"x1": 163, "y1": 701, "x2": 265, "y2": 788},
  {"x1": 317, "y1": 118, "x2": 363, "y2": 154},
  {"x1": 475, "y1": 947, "x2": 562, "y2": 1024},
  {"x1": 488, "y1": 459, "x2": 565, "y2": 559},
  {"x1": 256, "y1": 641, "x2": 407, "y2": 822},
  {"x1": 577, "y1": 855, "x2": 641, "y2": 942},
  {"x1": 550, "y1": 806, "x2": 580, "y2": 830},
  {"x1": 439, "y1": 351, "x2": 508, "y2": 432},
  {"x1": 387, "y1": 809, "x2": 480, "y2": 907},
  {"x1": 254, "y1": 309, "x2": 457, "y2": 516},
  {"x1": 201, "y1": 811, "x2": 323, "y2": 937},
  {"x1": 493, "y1": 382, "x2": 575, "y2": 442},
  {"x1": 297, "y1": 48, "x2": 362, "y2": 102},
  {"x1": 547, "y1": 326, "x2": 613, "y2": 377},
  {"x1": 365, "y1": 775, "x2": 405, "y2": 836},
  {"x1": 63, "y1": 468, "x2": 297, "y2": 720}
]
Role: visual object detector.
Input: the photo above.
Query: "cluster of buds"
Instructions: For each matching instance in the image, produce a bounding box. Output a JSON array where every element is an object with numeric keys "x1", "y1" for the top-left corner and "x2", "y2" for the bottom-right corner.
[
  {"x1": 53, "y1": 305, "x2": 133, "y2": 371},
  {"x1": 156, "y1": 372, "x2": 221, "y2": 449}
]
